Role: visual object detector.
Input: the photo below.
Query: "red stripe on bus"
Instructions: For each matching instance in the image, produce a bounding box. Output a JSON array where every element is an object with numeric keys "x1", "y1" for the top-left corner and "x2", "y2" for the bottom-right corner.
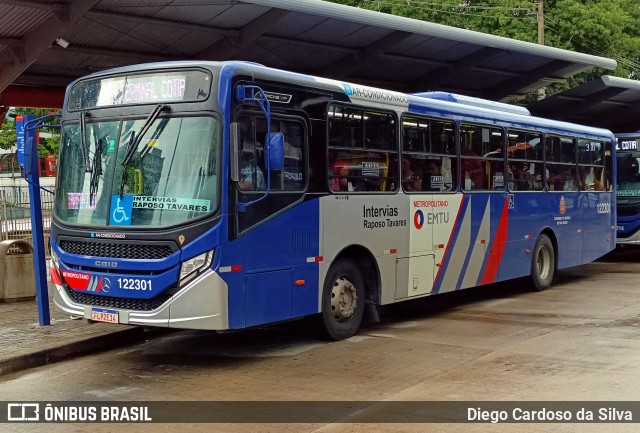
[{"x1": 480, "y1": 197, "x2": 509, "y2": 285}]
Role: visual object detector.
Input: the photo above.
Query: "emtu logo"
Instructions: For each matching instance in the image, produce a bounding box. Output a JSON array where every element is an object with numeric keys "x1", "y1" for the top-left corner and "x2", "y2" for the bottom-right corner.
[{"x1": 414, "y1": 209, "x2": 425, "y2": 229}]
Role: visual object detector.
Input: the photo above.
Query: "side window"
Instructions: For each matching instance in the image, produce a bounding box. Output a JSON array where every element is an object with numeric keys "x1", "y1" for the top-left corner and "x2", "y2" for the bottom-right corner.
[
  {"x1": 328, "y1": 105, "x2": 397, "y2": 192},
  {"x1": 402, "y1": 116, "x2": 457, "y2": 192},
  {"x1": 234, "y1": 111, "x2": 308, "y2": 235},
  {"x1": 545, "y1": 136, "x2": 577, "y2": 192},
  {"x1": 460, "y1": 123, "x2": 503, "y2": 191},
  {"x1": 236, "y1": 115, "x2": 266, "y2": 191},
  {"x1": 507, "y1": 130, "x2": 543, "y2": 192},
  {"x1": 577, "y1": 138, "x2": 604, "y2": 191},
  {"x1": 236, "y1": 114, "x2": 306, "y2": 192}
]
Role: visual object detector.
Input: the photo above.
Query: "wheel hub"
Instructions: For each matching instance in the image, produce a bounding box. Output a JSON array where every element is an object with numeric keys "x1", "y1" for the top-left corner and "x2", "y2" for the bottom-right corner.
[
  {"x1": 331, "y1": 276, "x2": 358, "y2": 322},
  {"x1": 536, "y1": 246, "x2": 550, "y2": 279}
]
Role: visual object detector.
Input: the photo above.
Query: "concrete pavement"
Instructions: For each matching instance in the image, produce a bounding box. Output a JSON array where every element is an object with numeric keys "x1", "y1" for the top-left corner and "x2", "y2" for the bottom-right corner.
[{"x1": 0, "y1": 283, "x2": 155, "y2": 376}]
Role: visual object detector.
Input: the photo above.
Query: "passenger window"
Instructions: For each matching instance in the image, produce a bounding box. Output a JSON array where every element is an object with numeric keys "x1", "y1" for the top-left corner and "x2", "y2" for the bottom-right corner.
[
  {"x1": 328, "y1": 105, "x2": 397, "y2": 192},
  {"x1": 578, "y1": 139, "x2": 604, "y2": 191},
  {"x1": 402, "y1": 116, "x2": 457, "y2": 192},
  {"x1": 507, "y1": 130, "x2": 543, "y2": 192},
  {"x1": 460, "y1": 123, "x2": 503, "y2": 191},
  {"x1": 545, "y1": 135, "x2": 577, "y2": 191}
]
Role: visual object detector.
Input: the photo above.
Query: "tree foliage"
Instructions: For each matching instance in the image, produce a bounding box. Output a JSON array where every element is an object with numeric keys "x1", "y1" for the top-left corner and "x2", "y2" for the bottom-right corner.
[
  {"x1": 328, "y1": 0, "x2": 640, "y2": 95},
  {"x1": 0, "y1": 108, "x2": 61, "y2": 155},
  {"x1": 0, "y1": 120, "x2": 16, "y2": 150}
]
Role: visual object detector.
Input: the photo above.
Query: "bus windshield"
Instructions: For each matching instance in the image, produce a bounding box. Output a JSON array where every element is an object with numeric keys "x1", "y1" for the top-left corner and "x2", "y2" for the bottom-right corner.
[
  {"x1": 617, "y1": 151, "x2": 640, "y2": 197},
  {"x1": 54, "y1": 115, "x2": 219, "y2": 227}
]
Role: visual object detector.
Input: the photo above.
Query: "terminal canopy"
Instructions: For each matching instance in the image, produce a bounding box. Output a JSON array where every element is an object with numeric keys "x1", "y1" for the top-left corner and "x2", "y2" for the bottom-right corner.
[
  {"x1": 528, "y1": 76, "x2": 640, "y2": 133},
  {"x1": 0, "y1": 0, "x2": 616, "y2": 115}
]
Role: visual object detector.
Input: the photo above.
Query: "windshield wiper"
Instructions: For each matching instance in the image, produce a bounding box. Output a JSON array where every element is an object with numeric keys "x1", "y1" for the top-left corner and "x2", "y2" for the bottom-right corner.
[
  {"x1": 89, "y1": 138, "x2": 104, "y2": 207},
  {"x1": 120, "y1": 104, "x2": 167, "y2": 168},
  {"x1": 119, "y1": 104, "x2": 169, "y2": 197},
  {"x1": 79, "y1": 110, "x2": 91, "y2": 172}
]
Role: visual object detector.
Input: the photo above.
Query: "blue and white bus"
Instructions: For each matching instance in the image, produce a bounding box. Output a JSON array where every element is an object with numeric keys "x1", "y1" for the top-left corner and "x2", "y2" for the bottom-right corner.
[
  {"x1": 50, "y1": 61, "x2": 616, "y2": 340},
  {"x1": 615, "y1": 132, "x2": 640, "y2": 245}
]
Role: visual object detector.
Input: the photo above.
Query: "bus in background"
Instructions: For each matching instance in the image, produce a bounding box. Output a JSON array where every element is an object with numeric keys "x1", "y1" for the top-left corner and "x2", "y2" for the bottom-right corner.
[
  {"x1": 615, "y1": 132, "x2": 640, "y2": 245},
  {"x1": 49, "y1": 61, "x2": 616, "y2": 340}
]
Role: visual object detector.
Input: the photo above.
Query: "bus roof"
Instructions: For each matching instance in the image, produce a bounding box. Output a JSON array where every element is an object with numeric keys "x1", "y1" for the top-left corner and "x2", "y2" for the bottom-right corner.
[{"x1": 67, "y1": 60, "x2": 615, "y2": 141}]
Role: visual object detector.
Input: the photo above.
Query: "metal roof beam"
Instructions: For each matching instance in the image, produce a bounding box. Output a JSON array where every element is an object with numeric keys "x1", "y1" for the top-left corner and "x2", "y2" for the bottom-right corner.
[
  {"x1": 410, "y1": 47, "x2": 508, "y2": 91},
  {"x1": 14, "y1": 73, "x2": 74, "y2": 87},
  {"x1": 50, "y1": 44, "x2": 176, "y2": 62},
  {"x1": 571, "y1": 87, "x2": 629, "y2": 113},
  {"x1": 318, "y1": 30, "x2": 413, "y2": 79},
  {"x1": 86, "y1": 10, "x2": 238, "y2": 39},
  {"x1": 534, "y1": 87, "x2": 629, "y2": 119},
  {"x1": 484, "y1": 59, "x2": 569, "y2": 100},
  {"x1": 0, "y1": 0, "x2": 99, "y2": 93},
  {"x1": 195, "y1": 8, "x2": 290, "y2": 60},
  {"x1": 0, "y1": 37, "x2": 25, "y2": 63},
  {"x1": 382, "y1": 53, "x2": 450, "y2": 68},
  {"x1": 261, "y1": 34, "x2": 357, "y2": 56}
]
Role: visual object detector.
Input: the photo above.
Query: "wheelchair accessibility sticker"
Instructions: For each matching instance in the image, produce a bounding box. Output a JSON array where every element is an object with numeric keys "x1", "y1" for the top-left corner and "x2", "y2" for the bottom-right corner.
[{"x1": 110, "y1": 195, "x2": 133, "y2": 226}]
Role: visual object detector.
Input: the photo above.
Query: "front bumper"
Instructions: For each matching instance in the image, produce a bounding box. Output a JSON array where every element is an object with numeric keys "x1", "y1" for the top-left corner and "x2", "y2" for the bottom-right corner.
[{"x1": 53, "y1": 269, "x2": 229, "y2": 330}]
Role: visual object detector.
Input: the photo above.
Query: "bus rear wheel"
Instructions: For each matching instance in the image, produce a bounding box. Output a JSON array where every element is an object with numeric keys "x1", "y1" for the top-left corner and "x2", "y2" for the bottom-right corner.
[
  {"x1": 318, "y1": 258, "x2": 365, "y2": 340},
  {"x1": 531, "y1": 234, "x2": 555, "y2": 291}
]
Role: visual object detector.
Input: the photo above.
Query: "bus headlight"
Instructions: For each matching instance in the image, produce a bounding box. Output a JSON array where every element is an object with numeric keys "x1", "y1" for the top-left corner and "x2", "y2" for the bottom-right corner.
[{"x1": 179, "y1": 249, "x2": 214, "y2": 286}]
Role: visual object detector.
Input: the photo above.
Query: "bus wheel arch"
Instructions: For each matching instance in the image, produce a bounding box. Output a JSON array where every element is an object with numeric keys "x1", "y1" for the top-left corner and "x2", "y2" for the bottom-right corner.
[
  {"x1": 531, "y1": 229, "x2": 557, "y2": 291},
  {"x1": 318, "y1": 245, "x2": 379, "y2": 340}
]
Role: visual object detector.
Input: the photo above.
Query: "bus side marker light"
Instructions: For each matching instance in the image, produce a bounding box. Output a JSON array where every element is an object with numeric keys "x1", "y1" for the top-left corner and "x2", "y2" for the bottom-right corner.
[
  {"x1": 525, "y1": 249, "x2": 532, "y2": 254},
  {"x1": 384, "y1": 249, "x2": 397, "y2": 255},
  {"x1": 295, "y1": 280, "x2": 305, "y2": 286},
  {"x1": 306, "y1": 256, "x2": 323, "y2": 263},
  {"x1": 436, "y1": 262, "x2": 442, "y2": 267},
  {"x1": 219, "y1": 265, "x2": 242, "y2": 273}
]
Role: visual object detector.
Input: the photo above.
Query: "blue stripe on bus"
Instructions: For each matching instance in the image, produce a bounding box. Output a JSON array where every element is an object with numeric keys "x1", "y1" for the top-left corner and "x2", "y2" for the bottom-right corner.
[
  {"x1": 455, "y1": 194, "x2": 490, "y2": 290},
  {"x1": 432, "y1": 195, "x2": 469, "y2": 294}
]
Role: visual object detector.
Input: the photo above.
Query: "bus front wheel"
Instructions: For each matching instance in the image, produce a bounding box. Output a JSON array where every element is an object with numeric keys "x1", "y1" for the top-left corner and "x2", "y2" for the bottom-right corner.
[
  {"x1": 318, "y1": 258, "x2": 365, "y2": 340},
  {"x1": 531, "y1": 234, "x2": 555, "y2": 291}
]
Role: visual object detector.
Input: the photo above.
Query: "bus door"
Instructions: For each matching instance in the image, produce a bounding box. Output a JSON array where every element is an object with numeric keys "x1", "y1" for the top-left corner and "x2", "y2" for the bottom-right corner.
[
  {"x1": 232, "y1": 113, "x2": 313, "y2": 328},
  {"x1": 396, "y1": 194, "x2": 435, "y2": 299},
  {"x1": 579, "y1": 139, "x2": 611, "y2": 262}
]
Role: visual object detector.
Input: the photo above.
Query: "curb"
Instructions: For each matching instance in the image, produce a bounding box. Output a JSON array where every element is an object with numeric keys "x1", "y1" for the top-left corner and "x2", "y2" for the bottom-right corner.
[{"x1": 0, "y1": 327, "x2": 165, "y2": 377}]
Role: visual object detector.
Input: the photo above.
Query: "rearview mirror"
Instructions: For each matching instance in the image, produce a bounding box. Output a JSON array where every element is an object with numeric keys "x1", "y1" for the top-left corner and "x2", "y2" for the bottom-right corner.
[{"x1": 267, "y1": 132, "x2": 284, "y2": 171}]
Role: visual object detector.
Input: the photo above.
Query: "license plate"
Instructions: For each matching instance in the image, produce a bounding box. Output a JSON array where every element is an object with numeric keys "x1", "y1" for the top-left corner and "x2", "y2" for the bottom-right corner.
[{"x1": 91, "y1": 308, "x2": 119, "y2": 324}]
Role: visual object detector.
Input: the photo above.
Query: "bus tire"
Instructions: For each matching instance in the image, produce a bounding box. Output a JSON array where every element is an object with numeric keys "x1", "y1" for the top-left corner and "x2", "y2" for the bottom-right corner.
[
  {"x1": 318, "y1": 258, "x2": 365, "y2": 340},
  {"x1": 531, "y1": 234, "x2": 555, "y2": 291}
]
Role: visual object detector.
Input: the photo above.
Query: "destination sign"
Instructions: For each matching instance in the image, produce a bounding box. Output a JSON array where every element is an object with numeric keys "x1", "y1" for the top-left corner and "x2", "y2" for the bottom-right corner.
[
  {"x1": 68, "y1": 70, "x2": 211, "y2": 110},
  {"x1": 617, "y1": 139, "x2": 638, "y2": 151}
]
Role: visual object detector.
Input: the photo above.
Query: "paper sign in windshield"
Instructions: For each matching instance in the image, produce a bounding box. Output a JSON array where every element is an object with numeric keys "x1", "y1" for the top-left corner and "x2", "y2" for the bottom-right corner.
[
  {"x1": 68, "y1": 193, "x2": 97, "y2": 210},
  {"x1": 133, "y1": 196, "x2": 211, "y2": 212}
]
